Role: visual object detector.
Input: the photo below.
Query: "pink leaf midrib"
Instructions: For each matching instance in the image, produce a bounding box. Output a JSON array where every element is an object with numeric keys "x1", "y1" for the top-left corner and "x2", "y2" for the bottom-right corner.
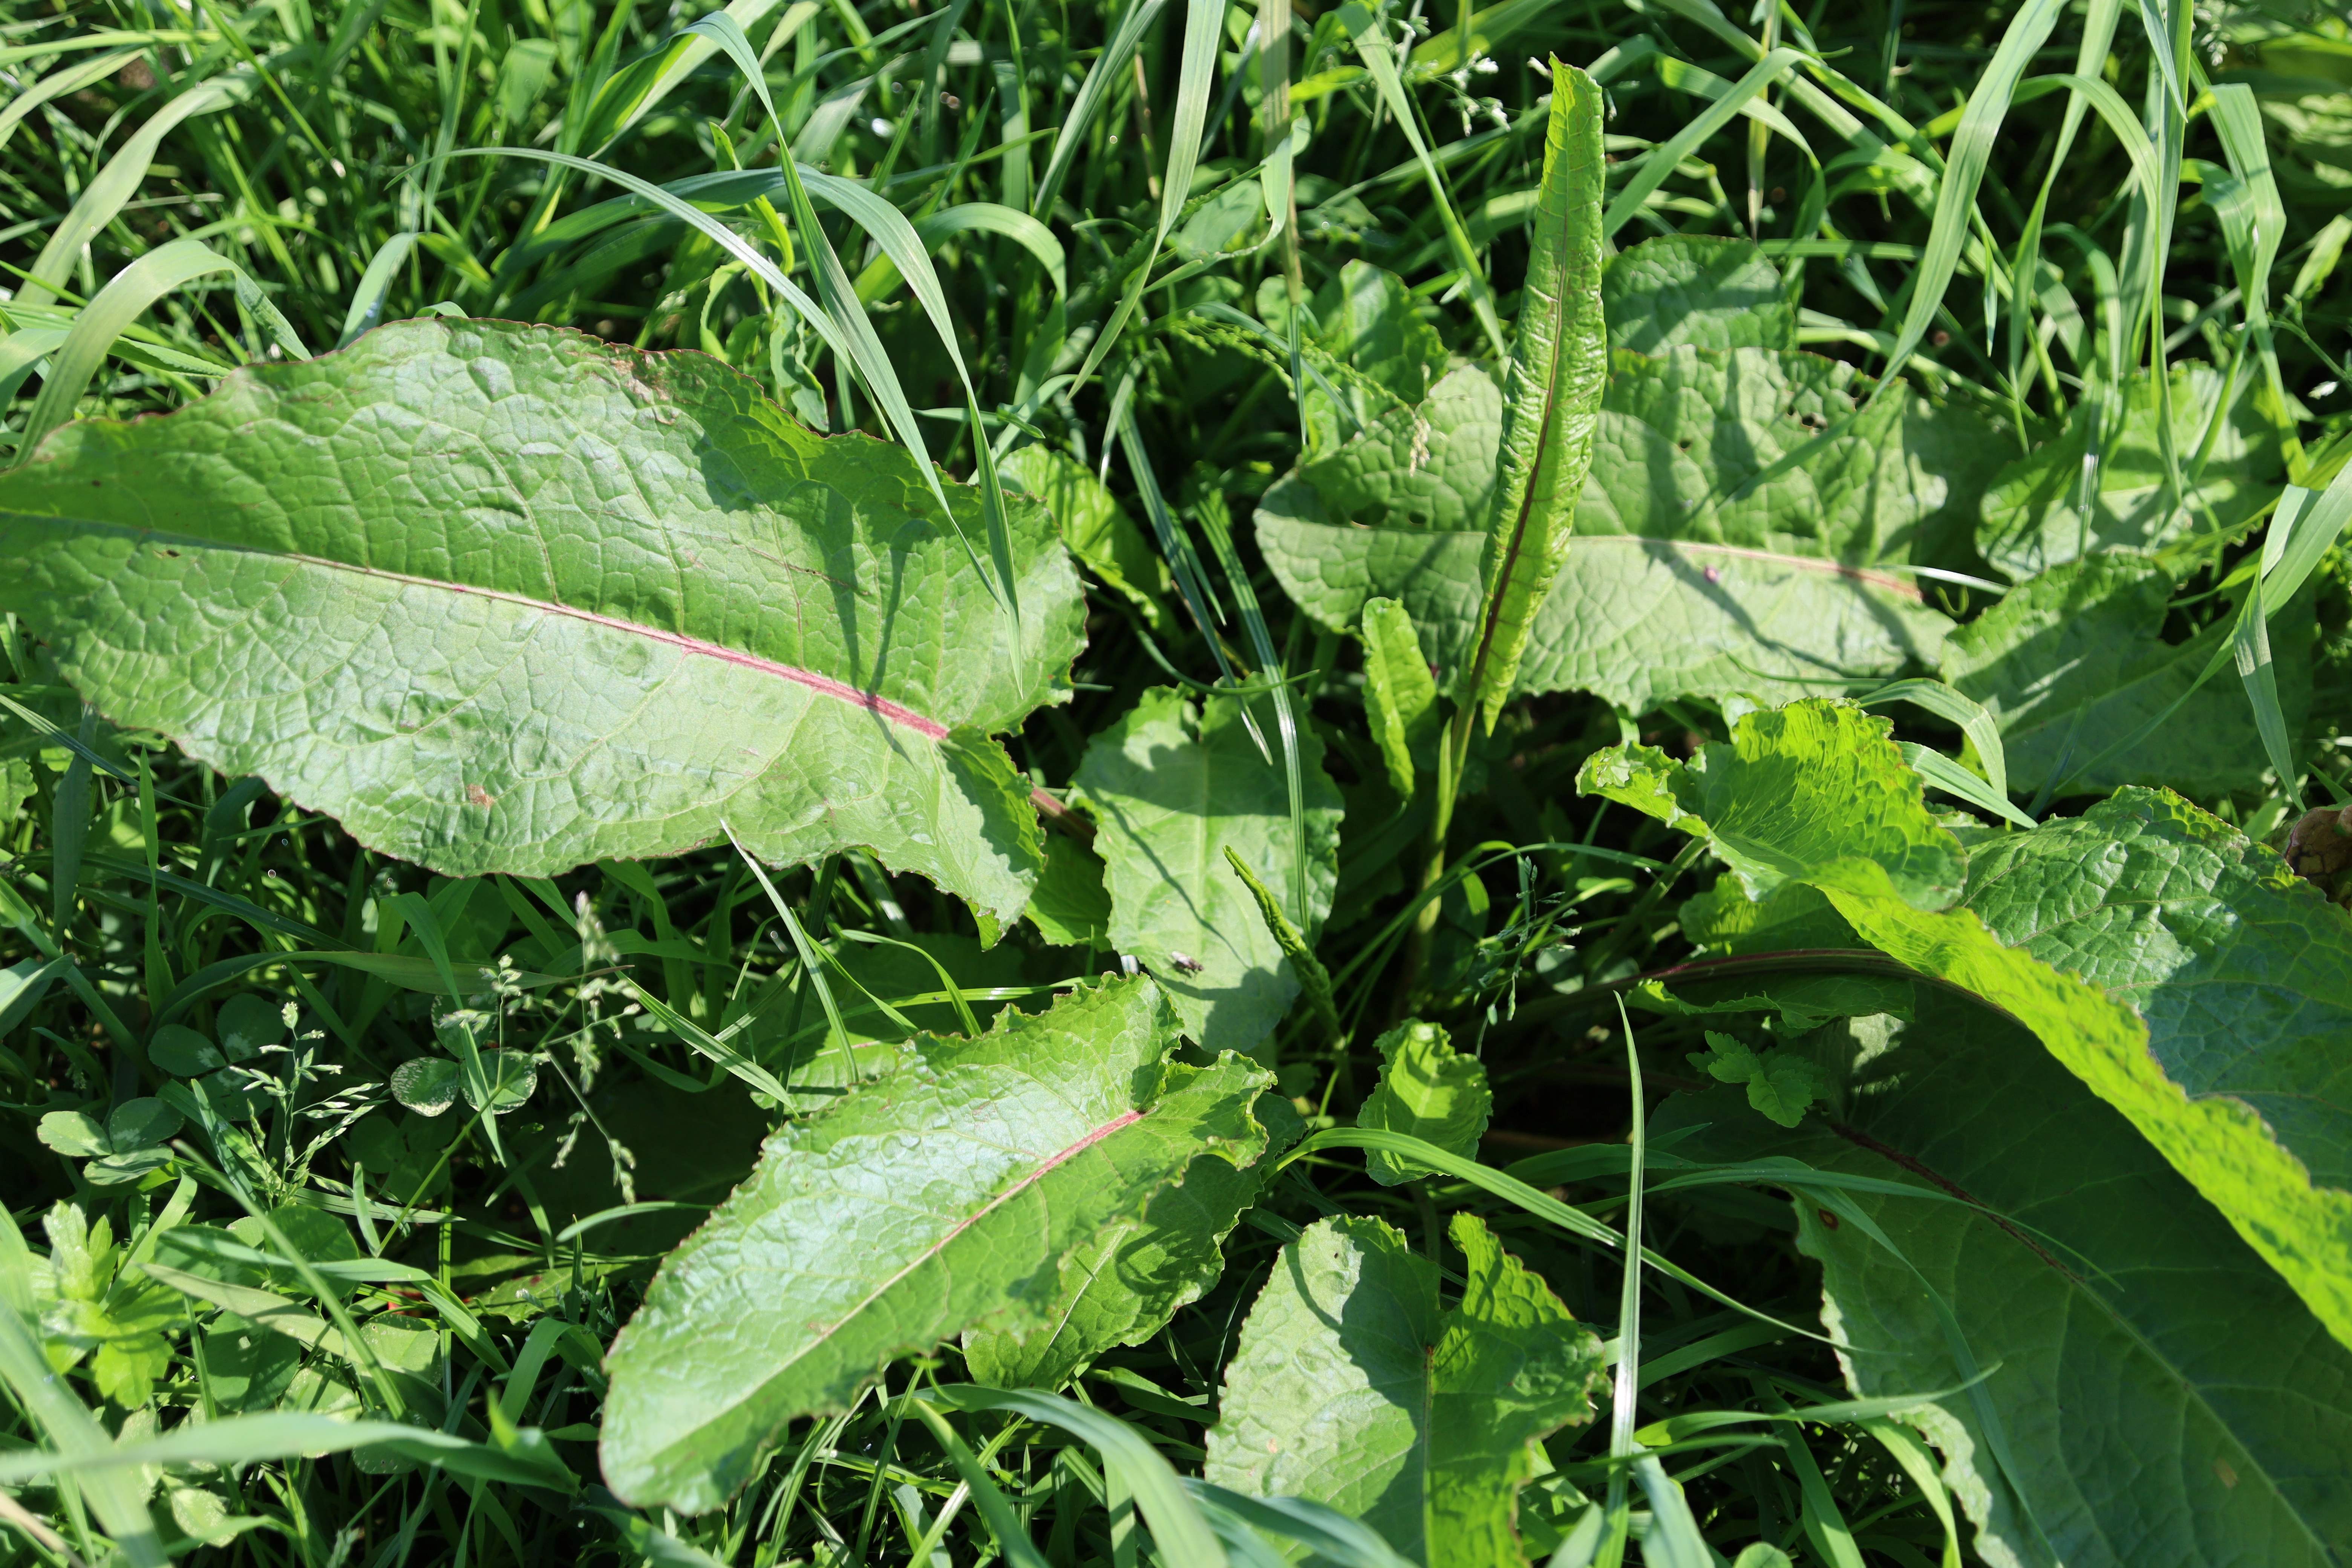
[{"x1": 287, "y1": 548, "x2": 955, "y2": 738}]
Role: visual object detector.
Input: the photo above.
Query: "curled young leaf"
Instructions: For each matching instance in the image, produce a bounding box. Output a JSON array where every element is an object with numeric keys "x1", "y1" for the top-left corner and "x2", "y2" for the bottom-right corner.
[
  {"x1": 1462, "y1": 60, "x2": 1608, "y2": 729},
  {"x1": 1357, "y1": 1020, "x2": 1490, "y2": 1182}
]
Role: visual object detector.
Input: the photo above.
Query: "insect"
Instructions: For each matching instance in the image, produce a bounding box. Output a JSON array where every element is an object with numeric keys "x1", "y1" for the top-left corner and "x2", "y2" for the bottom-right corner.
[{"x1": 1168, "y1": 951, "x2": 1204, "y2": 974}]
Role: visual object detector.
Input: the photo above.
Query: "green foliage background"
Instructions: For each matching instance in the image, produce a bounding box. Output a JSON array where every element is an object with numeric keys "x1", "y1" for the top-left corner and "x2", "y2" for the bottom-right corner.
[{"x1": 2, "y1": 0, "x2": 2352, "y2": 1561}]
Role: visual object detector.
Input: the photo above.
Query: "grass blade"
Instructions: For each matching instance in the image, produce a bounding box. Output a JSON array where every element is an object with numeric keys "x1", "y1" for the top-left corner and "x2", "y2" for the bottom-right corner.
[
  {"x1": 0, "y1": 1284, "x2": 165, "y2": 1566},
  {"x1": 1335, "y1": 0, "x2": 1504, "y2": 359},
  {"x1": 905, "y1": 1400, "x2": 1052, "y2": 1568},
  {"x1": 14, "y1": 239, "x2": 307, "y2": 460},
  {"x1": 337, "y1": 231, "x2": 421, "y2": 345},
  {"x1": 928, "y1": 1386, "x2": 1228, "y2": 1567},
  {"x1": 19, "y1": 76, "x2": 248, "y2": 306},
  {"x1": 685, "y1": 14, "x2": 1016, "y2": 624},
  {"x1": 1030, "y1": 0, "x2": 1171, "y2": 220},
  {"x1": 1068, "y1": 0, "x2": 1228, "y2": 389},
  {"x1": 1596, "y1": 1002, "x2": 1648, "y2": 1565},
  {"x1": 1602, "y1": 48, "x2": 1809, "y2": 240},
  {"x1": 1871, "y1": 0, "x2": 2061, "y2": 390}
]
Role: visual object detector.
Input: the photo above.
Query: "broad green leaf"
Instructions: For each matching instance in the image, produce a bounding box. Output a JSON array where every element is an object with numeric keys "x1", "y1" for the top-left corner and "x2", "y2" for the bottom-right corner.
[
  {"x1": 198, "y1": 1312, "x2": 303, "y2": 1412},
  {"x1": 1463, "y1": 62, "x2": 1607, "y2": 728},
  {"x1": 1170, "y1": 178, "x2": 1266, "y2": 261},
  {"x1": 1257, "y1": 362, "x2": 1503, "y2": 541},
  {"x1": 1660, "y1": 991, "x2": 2352, "y2": 1568},
  {"x1": 1204, "y1": 1212, "x2": 1605, "y2": 1566},
  {"x1": 1687, "y1": 1032, "x2": 1823, "y2": 1127},
  {"x1": 1600, "y1": 234, "x2": 1795, "y2": 352},
  {"x1": 1583, "y1": 700, "x2": 2352, "y2": 1349},
  {"x1": 149, "y1": 1024, "x2": 225, "y2": 1076},
  {"x1": 216, "y1": 992, "x2": 286, "y2": 1059},
  {"x1": 1001, "y1": 444, "x2": 1169, "y2": 628},
  {"x1": 961, "y1": 1103, "x2": 1287, "y2": 1388},
  {"x1": 106, "y1": 1098, "x2": 181, "y2": 1150},
  {"x1": 1301, "y1": 262, "x2": 1448, "y2": 407},
  {"x1": 1358, "y1": 1020, "x2": 1491, "y2": 1183},
  {"x1": 1958, "y1": 789, "x2": 2352, "y2": 1351},
  {"x1": 599, "y1": 975, "x2": 1276, "y2": 1513},
  {"x1": 1681, "y1": 879, "x2": 1862, "y2": 954},
  {"x1": 1578, "y1": 701, "x2": 1965, "y2": 912},
  {"x1": 1258, "y1": 350, "x2": 1971, "y2": 714},
  {"x1": 463, "y1": 1050, "x2": 537, "y2": 1114},
  {"x1": 1977, "y1": 363, "x2": 2287, "y2": 578},
  {"x1": 1942, "y1": 554, "x2": 2311, "y2": 798},
  {"x1": 1023, "y1": 835, "x2": 1114, "y2": 949},
  {"x1": 1360, "y1": 597, "x2": 1438, "y2": 800},
  {"x1": 1072, "y1": 689, "x2": 1343, "y2": 1055},
  {"x1": 0, "y1": 319, "x2": 1083, "y2": 934}
]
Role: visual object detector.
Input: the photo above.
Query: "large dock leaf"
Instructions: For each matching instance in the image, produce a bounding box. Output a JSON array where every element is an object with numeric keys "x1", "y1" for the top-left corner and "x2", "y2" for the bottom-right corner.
[
  {"x1": 0, "y1": 319, "x2": 1085, "y2": 928},
  {"x1": 600, "y1": 974, "x2": 1274, "y2": 1511}
]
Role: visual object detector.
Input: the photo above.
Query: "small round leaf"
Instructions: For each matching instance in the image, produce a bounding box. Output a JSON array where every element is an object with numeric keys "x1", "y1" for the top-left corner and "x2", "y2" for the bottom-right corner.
[
  {"x1": 86, "y1": 1147, "x2": 178, "y2": 1186},
  {"x1": 108, "y1": 1097, "x2": 184, "y2": 1150},
  {"x1": 36, "y1": 1110, "x2": 110, "y2": 1158},
  {"x1": 150, "y1": 1024, "x2": 227, "y2": 1076},
  {"x1": 390, "y1": 1057, "x2": 463, "y2": 1116},
  {"x1": 218, "y1": 993, "x2": 289, "y2": 1061},
  {"x1": 465, "y1": 1050, "x2": 538, "y2": 1115}
]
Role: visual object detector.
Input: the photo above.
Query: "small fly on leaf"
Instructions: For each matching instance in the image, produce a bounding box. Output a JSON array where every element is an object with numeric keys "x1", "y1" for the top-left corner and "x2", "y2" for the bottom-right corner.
[{"x1": 1168, "y1": 951, "x2": 1204, "y2": 974}]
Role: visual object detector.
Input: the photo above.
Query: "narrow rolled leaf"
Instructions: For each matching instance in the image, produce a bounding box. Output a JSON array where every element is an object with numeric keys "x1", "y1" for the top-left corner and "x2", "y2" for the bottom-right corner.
[
  {"x1": 1600, "y1": 234, "x2": 1795, "y2": 353},
  {"x1": 1222, "y1": 847, "x2": 1344, "y2": 1047},
  {"x1": 1464, "y1": 61, "x2": 1607, "y2": 728},
  {"x1": 1581, "y1": 699, "x2": 2352, "y2": 1350},
  {"x1": 1259, "y1": 349, "x2": 1974, "y2": 714},
  {"x1": 1358, "y1": 1020, "x2": 1490, "y2": 1183},
  {"x1": 1661, "y1": 990, "x2": 2352, "y2": 1567},
  {"x1": 1073, "y1": 689, "x2": 1343, "y2": 1055},
  {"x1": 599, "y1": 974, "x2": 1276, "y2": 1512},
  {"x1": 1359, "y1": 596, "x2": 1438, "y2": 799},
  {"x1": 0, "y1": 320, "x2": 1083, "y2": 932},
  {"x1": 1205, "y1": 1212, "x2": 1605, "y2": 1566}
]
